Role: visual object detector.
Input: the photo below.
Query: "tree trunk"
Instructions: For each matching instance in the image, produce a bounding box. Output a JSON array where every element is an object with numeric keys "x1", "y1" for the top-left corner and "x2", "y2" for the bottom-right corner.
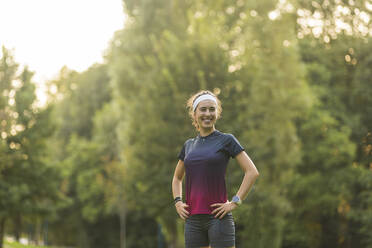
[
  {"x1": 167, "y1": 228, "x2": 179, "y2": 248},
  {"x1": 119, "y1": 201, "x2": 127, "y2": 248},
  {"x1": 163, "y1": 219, "x2": 182, "y2": 248},
  {"x1": 14, "y1": 214, "x2": 22, "y2": 242},
  {"x1": 0, "y1": 217, "x2": 6, "y2": 248},
  {"x1": 79, "y1": 223, "x2": 90, "y2": 248},
  {"x1": 321, "y1": 215, "x2": 338, "y2": 248},
  {"x1": 43, "y1": 220, "x2": 48, "y2": 246},
  {"x1": 35, "y1": 218, "x2": 41, "y2": 245}
]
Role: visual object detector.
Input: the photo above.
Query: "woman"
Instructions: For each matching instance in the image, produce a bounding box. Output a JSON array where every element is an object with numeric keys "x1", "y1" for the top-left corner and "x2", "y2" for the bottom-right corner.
[{"x1": 172, "y1": 90, "x2": 259, "y2": 248}]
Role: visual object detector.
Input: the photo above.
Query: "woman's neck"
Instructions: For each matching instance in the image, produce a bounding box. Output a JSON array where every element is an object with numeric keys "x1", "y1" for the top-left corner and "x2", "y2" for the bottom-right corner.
[{"x1": 199, "y1": 127, "x2": 216, "y2": 137}]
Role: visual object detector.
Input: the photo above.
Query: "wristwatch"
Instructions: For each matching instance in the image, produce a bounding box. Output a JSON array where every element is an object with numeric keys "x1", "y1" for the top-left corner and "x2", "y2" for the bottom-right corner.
[
  {"x1": 174, "y1": 196, "x2": 182, "y2": 204},
  {"x1": 231, "y1": 195, "x2": 242, "y2": 205}
]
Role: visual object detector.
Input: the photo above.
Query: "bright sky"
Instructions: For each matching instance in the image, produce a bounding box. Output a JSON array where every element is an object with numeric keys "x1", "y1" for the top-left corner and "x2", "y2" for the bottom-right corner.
[{"x1": 0, "y1": 0, "x2": 125, "y2": 104}]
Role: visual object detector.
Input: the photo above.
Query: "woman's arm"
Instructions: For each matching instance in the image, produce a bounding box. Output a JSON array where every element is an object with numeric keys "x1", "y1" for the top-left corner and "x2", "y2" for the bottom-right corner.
[
  {"x1": 172, "y1": 160, "x2": 189, "y2": 220},
  {"x1": 211, "y1": 151, "x2": 259, "y2": 218},
  {"x1": 234, "y1": 151, "x2": 259, "y2": 201},
  {"x1": 172, "y1": 160, "x2": 185, "y2": 199}
]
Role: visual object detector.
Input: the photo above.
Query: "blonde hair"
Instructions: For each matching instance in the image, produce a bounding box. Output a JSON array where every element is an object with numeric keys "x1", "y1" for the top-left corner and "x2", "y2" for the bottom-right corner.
[{"x1": 186, "y1": 90, "x2": 222, "y2": 130}]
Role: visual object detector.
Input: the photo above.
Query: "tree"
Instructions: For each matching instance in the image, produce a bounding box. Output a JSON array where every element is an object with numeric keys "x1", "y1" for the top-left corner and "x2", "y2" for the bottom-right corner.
[
  {"x1": 46, "y1": 63, "x2": 158, "y2": 248},
  {"x1": 284, "y1": 107, "x2": 355, "y2": 248},
  {"x1": 296, "y1": 0, "x2": 372, "y2": 41},
  {"x1": 0, "y1": 48, "x2": 18, "y2": 247},
  {"x1": 0, "y1": 47, "x2": 60, "y2": 247},
  {"x1": 45, "y1": 64, "x2": 118, "y2": 248},
  {"x1": 108, "y1": 1, "x2": 314, "y2": 247},
  {"x1": 283, "y1": 34, "x2": 372, "y2": 247}
]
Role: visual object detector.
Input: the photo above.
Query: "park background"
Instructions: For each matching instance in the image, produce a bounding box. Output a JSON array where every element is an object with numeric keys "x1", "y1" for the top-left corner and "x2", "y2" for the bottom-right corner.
[{"x1": 1, "y1": 0, "x2": 372, "y2": 247}]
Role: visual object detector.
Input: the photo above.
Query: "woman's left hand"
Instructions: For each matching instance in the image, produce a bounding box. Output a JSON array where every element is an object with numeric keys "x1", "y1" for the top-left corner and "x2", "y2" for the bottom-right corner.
[{"x1": 210, "y1": 201, "x2": 237, "y2": 219}]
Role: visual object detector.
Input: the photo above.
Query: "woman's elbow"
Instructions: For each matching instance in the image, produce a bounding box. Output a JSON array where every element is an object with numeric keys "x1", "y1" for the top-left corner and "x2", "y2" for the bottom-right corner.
[{"x1": 247, "y1": 167, "x2": 259, "y2": 179}]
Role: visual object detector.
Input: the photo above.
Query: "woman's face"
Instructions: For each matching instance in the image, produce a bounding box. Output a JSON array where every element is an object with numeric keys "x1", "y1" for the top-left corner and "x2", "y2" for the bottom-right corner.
[{"x1": 194, "y1": 100, "x2": 218, "y2": 130}]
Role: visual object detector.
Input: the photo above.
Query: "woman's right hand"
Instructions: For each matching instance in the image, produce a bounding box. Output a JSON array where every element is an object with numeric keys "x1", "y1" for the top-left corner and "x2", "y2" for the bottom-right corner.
[{"x1": 175, "y1": 201, "x2": 189, "y2": 220}]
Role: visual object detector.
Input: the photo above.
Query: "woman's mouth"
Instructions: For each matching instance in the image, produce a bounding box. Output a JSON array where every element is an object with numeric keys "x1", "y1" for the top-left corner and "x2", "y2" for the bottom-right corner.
[{"x1": 201, "y1": 118, "x2": 213, "y2": 124}]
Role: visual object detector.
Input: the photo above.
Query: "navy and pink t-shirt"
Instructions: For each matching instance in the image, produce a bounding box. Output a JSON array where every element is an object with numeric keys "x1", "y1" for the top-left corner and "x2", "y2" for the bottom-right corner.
[{"x1": 178, "y1": 130, "x2": 244, "y2": 216}]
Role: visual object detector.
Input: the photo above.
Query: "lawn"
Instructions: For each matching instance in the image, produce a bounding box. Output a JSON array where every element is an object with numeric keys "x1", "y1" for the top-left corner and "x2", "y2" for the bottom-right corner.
[{"x1": 4, "y1": 240, "x2": 53, "y2": 248}]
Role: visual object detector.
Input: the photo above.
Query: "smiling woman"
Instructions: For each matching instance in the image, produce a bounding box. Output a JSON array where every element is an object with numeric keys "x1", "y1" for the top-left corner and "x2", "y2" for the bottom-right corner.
[
  {"x1": 172, "y1": 90, "x2": 260, "y2": 248},
  {"x1": 0, "y1": 0, "x2": 125, "y2": 104},
  {"x1": 187, "y1": 90, "x2": 222, "y2": 132}
]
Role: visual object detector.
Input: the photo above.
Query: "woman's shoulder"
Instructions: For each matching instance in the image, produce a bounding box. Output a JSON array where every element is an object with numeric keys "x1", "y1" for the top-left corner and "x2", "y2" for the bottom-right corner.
[
  {"x1": 216, "y1": 130, "x2": 237, "y2": 140},
  {"x1": 183, "y1": 137, "x2": 197, "y2": 146}
]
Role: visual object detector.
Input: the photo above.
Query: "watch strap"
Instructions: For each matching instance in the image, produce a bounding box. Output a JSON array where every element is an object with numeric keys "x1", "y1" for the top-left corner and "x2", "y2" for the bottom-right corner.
[{"x1": 174, "y1": 196, "x2": 182, "y2": 204}]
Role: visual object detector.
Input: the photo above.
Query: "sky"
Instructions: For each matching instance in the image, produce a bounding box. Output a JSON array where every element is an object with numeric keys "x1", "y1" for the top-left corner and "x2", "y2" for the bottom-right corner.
[{"x1": 0, "y1": 0, "x2": 126, "y2": 104}]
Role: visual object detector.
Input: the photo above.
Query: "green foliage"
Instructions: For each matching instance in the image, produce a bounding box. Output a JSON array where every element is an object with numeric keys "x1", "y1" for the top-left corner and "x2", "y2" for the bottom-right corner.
[
  {"x1": 62, "y1": 135, "x2": 105, "y2": 222},
  {"x1": 283, "y1": 107, "x2": 355, "y2": 247},
  {"x1": 45, "y1": 64, "x2": 120, "y2": 248},
  {"x1": 2, "y1": 1, "x2": 372, "y2": 247},
  {"x1": 108, "y1": 0, "x2": 315, "y2": 247},
  {"x1": 0, "y1": 47, "x2": 61, "y2": 248},
  {"x1": 50, "y1": 64, "x2": 111, "y2": 142},
  {"x1": 107, "y1": 1, "x2": 372, "y2": 247},
  {"x1": 125, "y1": 211, "x2": 158, "y2": 248},
  {"x1": 281, "y1": 34, "x2": 372, "y2": 248},
  {"x1": 296, "y1": 0, "x2": 372, "y2": 39}
]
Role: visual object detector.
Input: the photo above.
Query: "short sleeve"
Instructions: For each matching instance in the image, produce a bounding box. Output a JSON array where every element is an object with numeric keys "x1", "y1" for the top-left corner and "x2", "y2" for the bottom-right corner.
[
  {"x1": 178, "y1": 143, "x2": 186, "y2": 161},
  {"x1": 226, "y1": 134, "x2": 244, "y2": 158}
]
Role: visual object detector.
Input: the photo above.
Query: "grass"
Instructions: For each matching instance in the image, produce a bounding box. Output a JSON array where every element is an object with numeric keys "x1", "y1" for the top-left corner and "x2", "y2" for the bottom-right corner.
[{"x1": 4, "y1": 240, "x2": 52, "y2": 248}]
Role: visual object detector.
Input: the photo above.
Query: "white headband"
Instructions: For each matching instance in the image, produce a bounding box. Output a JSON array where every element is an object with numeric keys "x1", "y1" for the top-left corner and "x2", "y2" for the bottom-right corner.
[{"x1": 192, "y1": 94, "x2": 217, "y2": 112}]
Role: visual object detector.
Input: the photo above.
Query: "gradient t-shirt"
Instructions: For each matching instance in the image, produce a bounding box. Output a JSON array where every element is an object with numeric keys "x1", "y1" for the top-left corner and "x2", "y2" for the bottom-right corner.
[{"x1": 178, "y1": 130, "x2": 244, "y2": 215}]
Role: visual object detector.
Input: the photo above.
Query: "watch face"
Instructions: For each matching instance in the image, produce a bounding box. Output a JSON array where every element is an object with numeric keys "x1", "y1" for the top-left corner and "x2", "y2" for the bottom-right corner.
[{"x1": 232, "y1": 196, "x2": 240, "y2": 202}]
